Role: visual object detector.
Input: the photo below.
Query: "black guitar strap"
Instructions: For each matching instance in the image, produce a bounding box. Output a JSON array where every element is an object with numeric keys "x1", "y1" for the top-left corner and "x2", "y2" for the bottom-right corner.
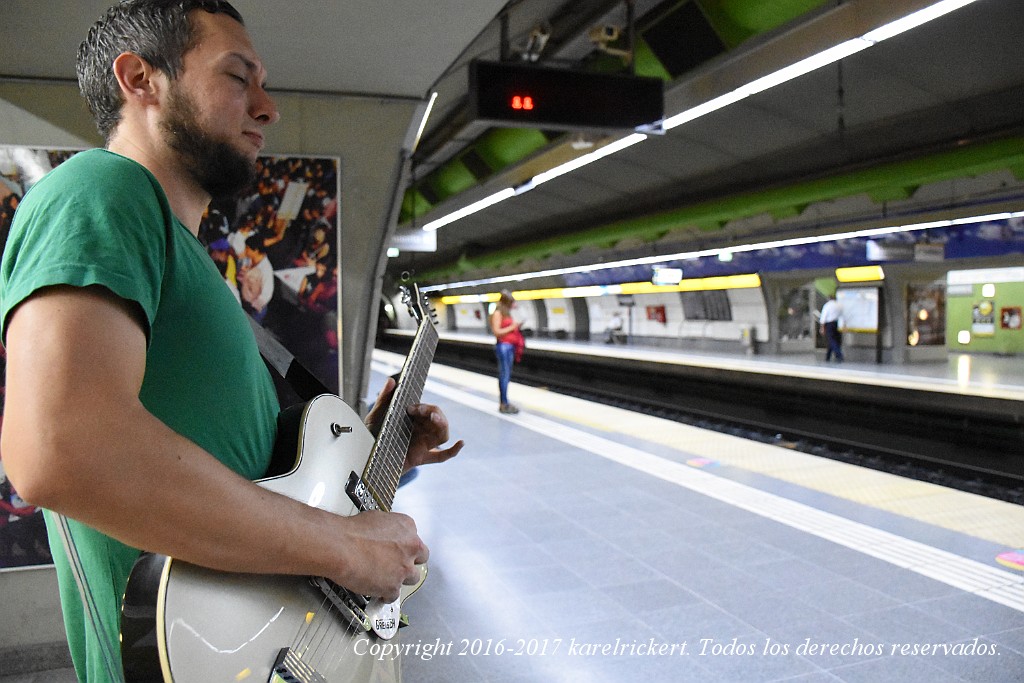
[{"x1": 247, "y1": 316, "x2": 331, "y2": 402}]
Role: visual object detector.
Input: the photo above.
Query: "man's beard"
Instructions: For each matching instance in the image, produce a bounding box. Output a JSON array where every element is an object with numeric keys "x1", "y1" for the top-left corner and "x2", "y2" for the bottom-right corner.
[{"x1": 161, "y1": 85, "x2": 257, "y2": 198}]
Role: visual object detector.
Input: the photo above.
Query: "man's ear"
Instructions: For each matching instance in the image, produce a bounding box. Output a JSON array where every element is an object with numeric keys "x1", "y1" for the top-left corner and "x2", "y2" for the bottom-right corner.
[{"x1": 111, "y1": 52, "x2": 163, "y2": 105}]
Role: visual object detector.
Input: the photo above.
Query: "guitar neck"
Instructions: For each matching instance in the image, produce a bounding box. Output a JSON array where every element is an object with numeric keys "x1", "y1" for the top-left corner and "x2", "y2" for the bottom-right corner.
[{"x1": 363, "y1": 320, "x2": 438, "y2": 510}]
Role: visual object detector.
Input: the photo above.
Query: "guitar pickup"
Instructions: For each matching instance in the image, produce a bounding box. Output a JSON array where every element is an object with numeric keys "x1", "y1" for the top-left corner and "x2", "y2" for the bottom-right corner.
[
  {"x1": 270, "y1": 647, "x2": 327, "y2": 683},
  {"x1": 345, "y1": 471, "x2": 378, "y2": 512}
]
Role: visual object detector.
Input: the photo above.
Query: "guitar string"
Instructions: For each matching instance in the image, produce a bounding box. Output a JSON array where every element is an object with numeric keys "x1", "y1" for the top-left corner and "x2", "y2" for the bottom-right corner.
[
  {"x1": 369, "y1": 331, "x2": 435, "y2": 507},
  {"x1": 294, "y1": 591, "x2": 331, "y2": 659},
  {"x1": 291, "y1": 581, "x2": 363, "y2": 677},
  {"x1": 385, "y1": 349, "x2": 433, "y2": 496},
  {"x1": 305, "y1": 596, "x2": 348, "y2": 677},
  {"x1": 316, "y1": 610, "x2": 353, "y2": 679},
  {"x1": 287, "y1": 296, "x2": 436, "y2": 678}
]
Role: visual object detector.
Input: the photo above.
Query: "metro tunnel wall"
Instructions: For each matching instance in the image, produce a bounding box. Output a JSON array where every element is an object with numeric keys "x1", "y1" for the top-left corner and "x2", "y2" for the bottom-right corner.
[
  {"x1": 441, "y1": 288, "x2": 771, "y2": 353},
  {"x1": 391, "y1": 254, "x2": 1023, "y2": 364}
]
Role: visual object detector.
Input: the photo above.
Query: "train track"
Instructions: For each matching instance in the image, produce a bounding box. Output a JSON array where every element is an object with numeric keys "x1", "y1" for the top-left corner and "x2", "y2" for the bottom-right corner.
[{"x1": 379, "y1": 333, "x2": 1024, "y2": 504}]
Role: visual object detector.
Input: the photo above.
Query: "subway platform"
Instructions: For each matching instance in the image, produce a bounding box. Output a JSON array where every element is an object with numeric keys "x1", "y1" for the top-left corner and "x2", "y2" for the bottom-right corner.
[
  {"x1": 385, "y1": 350, "x2": 1024, "y2": 682},
  {"x1": 4, "y1": 348, "x2": 1023, "y2": 682}
]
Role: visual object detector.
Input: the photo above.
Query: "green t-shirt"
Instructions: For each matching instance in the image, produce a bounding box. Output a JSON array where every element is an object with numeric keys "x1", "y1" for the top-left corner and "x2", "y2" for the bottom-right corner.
[{"x1": 0, "y1": 149, "x2": 280, "y2": 681}]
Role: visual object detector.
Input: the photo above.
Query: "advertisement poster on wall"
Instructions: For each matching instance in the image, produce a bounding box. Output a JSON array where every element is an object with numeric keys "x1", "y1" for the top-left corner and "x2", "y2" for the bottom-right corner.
[
  {"x1": 836, "y1": 288, "x2": 879, "y2": 333},
  {"x1": 1002, "y1": 307, "x2": 1022, "y2": 330},
  {"x1": 645, "y1": 304, "x2": 667, "y2": 323},
  {"x1": 0, "y1": 145, "x2": 340, "y2": 570},
  {"x1": 971, "y1": 300, "x2": 996, "y2": 336}
]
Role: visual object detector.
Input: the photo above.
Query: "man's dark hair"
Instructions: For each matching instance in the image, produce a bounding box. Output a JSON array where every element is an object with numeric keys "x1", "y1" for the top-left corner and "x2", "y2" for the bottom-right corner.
[{"x1": 77, "y1": 0, "x2": 244, "y2": 141}]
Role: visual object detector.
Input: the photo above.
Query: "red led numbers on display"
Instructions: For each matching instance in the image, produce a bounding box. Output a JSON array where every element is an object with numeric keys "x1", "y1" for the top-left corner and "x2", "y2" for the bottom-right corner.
[{"x1": 511, "y1": 95, "x2": 535, "y2": 111}]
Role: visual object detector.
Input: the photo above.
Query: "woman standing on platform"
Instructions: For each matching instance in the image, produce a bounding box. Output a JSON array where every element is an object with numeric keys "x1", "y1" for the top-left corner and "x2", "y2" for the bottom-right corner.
[{"x1": 490, "y1": 290, "x2": 524, "y2": 414}]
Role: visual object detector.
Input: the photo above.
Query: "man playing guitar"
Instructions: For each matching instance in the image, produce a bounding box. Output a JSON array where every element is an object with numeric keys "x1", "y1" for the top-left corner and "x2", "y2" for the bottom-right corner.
[{"x1": 0, "y1": 2, "x2": 462, "y2": 680}]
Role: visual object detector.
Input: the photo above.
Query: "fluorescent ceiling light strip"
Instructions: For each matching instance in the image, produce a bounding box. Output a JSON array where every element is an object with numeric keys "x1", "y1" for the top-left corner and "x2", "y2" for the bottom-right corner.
[
  {"x1": 527, "y1": 133, "x2": 648, "y2": 189},
  {"x1": 418, "y1": 0, "x2": 978, "y2": 233},
  {"x1": 665, "y1": 0, "x2": 980, "y2": 131},
  {"x1": 734, "y1": 38, "x2": 872, "y2": 97},
  {"x1": 661, "y1": 90, "x2": 747, "y2": 129},
  {"x1": 422, "y1": 188, "x2": 516, "y2": 232},
  {"x1": 430, "y1": 134, "x2": 648, "y2": 227},
  {"x1": 863, "y1": 0, "x2": 979, "y2": 42},
  {"x1": 421, "y1": 209, "x2": 1024, "y2": 292},
  {"x1": 664, "y1": 39, "x2": 872, "y2": 130},
  {"x1": 410, "y1": 91, "x2": 438, "y2": 154}
]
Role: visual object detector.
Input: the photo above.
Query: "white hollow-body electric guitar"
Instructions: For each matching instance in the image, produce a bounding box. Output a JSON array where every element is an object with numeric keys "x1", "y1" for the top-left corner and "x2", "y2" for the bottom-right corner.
[{"x1": 120, "y1": 286, "x2": 438, "y2": 682}]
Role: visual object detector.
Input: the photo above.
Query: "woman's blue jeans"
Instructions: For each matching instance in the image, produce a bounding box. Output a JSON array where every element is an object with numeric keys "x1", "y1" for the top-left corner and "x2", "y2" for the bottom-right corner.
[{"x1": 495, "y1": 342, "x2": 514, "y2": 404}]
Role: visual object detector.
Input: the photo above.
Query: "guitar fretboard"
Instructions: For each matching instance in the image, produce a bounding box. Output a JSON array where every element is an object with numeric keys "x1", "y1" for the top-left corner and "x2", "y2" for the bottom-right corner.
[{"x1": 362, "y1": 318, "x2": 438, "y2": 511}]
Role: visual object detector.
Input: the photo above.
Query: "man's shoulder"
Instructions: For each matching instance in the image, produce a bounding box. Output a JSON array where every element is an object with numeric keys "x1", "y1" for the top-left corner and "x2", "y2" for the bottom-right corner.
[{"x1": 27, "y1": 149, "x2": 154, "y2": 200}]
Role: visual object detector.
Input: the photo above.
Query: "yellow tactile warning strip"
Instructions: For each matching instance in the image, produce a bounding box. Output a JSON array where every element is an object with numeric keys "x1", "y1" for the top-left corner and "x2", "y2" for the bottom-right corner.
[
  {"x1": 374, "y1": 350, "x2": 1024, "y2": 550},
  {"x1": 375, "y1": 353, "x2": 1024, "y2": 611}
]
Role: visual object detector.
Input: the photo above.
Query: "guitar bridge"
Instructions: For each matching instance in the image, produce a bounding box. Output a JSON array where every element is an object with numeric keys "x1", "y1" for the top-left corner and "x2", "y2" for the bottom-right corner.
[
  {"x1": 311, "y1": 577, "x2": 373, "y2": 633},
  {"x1": 270, "y1": 647, "x2": 326, "y2": 683}
]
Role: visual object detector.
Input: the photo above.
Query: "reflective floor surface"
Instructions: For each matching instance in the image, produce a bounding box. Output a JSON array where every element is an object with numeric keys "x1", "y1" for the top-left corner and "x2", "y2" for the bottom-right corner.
[{"x1": 5, "y1": 350, "x2": 1022, "y2": 682}]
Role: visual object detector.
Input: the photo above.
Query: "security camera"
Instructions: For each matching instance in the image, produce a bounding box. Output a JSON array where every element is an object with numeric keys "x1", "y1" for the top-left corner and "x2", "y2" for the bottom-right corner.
[
  {"x1": 529, "y1": 24, "x2": 551, "y2": 46},
  {"x1": 522, "y1": 23, "x2": 551, "y2": 61},
  {"x1": 588, "y1": 24, "x2": 621, "y2": 44}
]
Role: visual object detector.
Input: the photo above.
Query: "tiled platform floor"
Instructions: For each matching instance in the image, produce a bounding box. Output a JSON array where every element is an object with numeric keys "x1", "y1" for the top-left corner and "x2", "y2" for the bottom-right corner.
[
  {"x1": 5, "y1": 352, "x2": 1022, "y2": 682},
  {"x1": 387, "y1": 353, "x2": 1024, "y2": 682}
]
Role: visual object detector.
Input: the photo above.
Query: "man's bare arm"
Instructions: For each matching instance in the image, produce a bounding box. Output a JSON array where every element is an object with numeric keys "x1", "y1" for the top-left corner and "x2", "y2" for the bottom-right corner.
[{"x1": 2, "y1": 285, "x2": 424, "y2": 601}]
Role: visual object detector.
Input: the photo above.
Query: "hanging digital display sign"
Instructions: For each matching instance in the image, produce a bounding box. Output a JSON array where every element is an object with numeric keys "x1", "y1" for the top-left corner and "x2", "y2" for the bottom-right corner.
[{"x1": 469, "y1": 60, "x2": 664, "y2": 132}]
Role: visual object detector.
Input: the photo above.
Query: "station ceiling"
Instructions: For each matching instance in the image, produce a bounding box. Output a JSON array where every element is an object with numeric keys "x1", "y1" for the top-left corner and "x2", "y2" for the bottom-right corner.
[
  {"x1": 3, "y1": 0, "x2": 1022, "y2": 290},
  {"x1": 395, "y1": 0, "x2": 1024, "y2": 289}
]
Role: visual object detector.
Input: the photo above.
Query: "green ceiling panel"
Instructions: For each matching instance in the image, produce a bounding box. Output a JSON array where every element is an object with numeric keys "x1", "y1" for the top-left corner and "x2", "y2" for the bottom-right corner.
[
  {"x1": 698, "y1": 0, "x2": 829, "y2": 48},
  {"x1": 400, "y1": 128, "x2": 552, "y2": 226},
  {"x1": 475, "y1": 128, "x2": 552, "y2": 169},
  {"x1": 696, "y1": 219, "x2": 724, "y2": 231},
  {"x1": 400, "y1": 189, "x2": 433, "y2": 226},
  {"x1": 868, "y1": 185, "x2": 916, "y2": 203},
  {"x1": 584, "y1": 37, "x2": 673, "y2": 81},
  {"x1": 430, "y1": 159, "x2": 479, "y2": 201},
  {"x1": 633, "y1": 38, "x2": 675, "y2": 81},
  {"x1": 768, "y1": 206, "x2": 801, "y2": 221}
]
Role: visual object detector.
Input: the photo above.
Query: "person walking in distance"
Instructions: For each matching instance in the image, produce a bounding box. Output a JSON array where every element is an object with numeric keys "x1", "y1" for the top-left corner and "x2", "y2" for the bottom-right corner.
[{"x1": 820, "y1": 292, "x2": 844, "y2": 362}]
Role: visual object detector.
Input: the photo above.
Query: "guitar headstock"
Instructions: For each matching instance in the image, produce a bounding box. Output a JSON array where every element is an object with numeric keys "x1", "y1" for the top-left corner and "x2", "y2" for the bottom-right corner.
[{"x1": 400, "y1": 284, "x2": 437, "y2": 327}]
